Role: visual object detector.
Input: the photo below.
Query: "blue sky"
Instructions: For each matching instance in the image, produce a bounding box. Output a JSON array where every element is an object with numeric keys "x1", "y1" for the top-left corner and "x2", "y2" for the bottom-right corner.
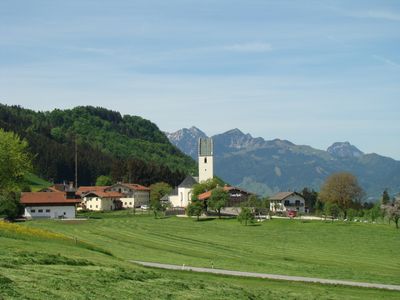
[{"x1": 1, "y1": 0, "x2": 399, "y2": 159}]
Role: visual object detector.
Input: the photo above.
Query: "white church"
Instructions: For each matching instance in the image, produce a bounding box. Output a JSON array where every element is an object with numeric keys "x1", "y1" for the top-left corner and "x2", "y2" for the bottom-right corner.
[{"x1": 165, "y1": 138, "x2": 214, "y2": 208}]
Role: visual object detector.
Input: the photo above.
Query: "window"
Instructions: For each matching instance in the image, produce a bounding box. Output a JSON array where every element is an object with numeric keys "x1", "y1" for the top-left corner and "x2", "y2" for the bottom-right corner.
[
  {"x1": 284, "y1": 200, "x2": 290, "y2": 206},
  {"x1": 129, "y1": 202, "x2": 132, "y2": 205},
  {"x1": 204, "y1": 157, "x2": 207, "y2": 163},
  {"x1": 96, "y1": 205, "x2": 98, "y2": 208},
  {"x1": 31, "y1": 209, "x2": 36, "y2": 213},
  {"x1": 38, "y1": 209, "x2": 43, "y2": 213},
  {"x1": 295, "y1": 200, "x2": 301, "y2": 206},
  {"x1": 90, "y1": 205, "x2": 92, "y2": 208},
  {"x1": 46, "y1": 209, "x2": 50, "y2": 213},
  {"x1": 125, "y1": 202, "x2": 127, "y2": 205}
]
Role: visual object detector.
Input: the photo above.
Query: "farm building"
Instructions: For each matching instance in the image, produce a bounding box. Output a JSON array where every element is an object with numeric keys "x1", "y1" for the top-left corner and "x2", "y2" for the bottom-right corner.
[
  {"x1": 21, "y1": 192, "x2": 81, "y2": 219},
  {"x1": 269, "y1": 192, "x2": 306, "y2": 213},
  {"x1": 107, "y1": 183, "x2": 150, "y2": 208},
  {"x1": 77, "y1": 183, "x2": 150, "y2": 211},
  {"x1": 198, "y1": 185, "x2": 253, "y2": 207}
]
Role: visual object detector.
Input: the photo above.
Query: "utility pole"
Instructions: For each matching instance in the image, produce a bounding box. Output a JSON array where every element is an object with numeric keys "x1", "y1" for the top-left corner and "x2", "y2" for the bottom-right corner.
[{"x1": 75, "y1": 137, "x2": 78, "y2": 189}]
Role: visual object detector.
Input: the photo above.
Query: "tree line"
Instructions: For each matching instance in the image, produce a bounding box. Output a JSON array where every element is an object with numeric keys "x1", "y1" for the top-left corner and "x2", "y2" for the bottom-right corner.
[{"x1": 0, "y1": 104, "x2": 195, "y2": 187}]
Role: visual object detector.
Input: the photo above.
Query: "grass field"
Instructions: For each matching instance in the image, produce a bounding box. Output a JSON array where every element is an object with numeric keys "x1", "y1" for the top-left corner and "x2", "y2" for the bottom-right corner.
[
  {"x1": 25, "y1": 211, "x2": 400, "y2": 284},
  {"x1": 23, "y1": 173, "x2": 51, "y2": 192},
  {"x1": 1, "y1": 212, "x2": 400, "y2": 299}
]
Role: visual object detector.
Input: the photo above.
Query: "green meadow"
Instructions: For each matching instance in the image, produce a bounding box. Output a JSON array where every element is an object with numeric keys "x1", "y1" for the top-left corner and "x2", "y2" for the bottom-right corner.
[{"x1": 1, "y1": 212, "x2": 400, "y2": 299}]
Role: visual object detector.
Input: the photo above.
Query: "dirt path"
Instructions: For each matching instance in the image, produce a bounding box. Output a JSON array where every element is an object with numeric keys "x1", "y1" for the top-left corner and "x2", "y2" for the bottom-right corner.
[{"x1": 131, "y1": 261, "x2": 400, "y2": 291}]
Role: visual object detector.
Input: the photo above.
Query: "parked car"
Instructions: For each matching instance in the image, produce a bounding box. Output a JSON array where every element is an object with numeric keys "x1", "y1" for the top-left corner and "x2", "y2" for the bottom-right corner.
[
  {"x1": 140, "y1": 205, "x2": 149, "y2": 210},
  {"x1": 287, "y1": 210, "x2": 297, "y2": 218}
]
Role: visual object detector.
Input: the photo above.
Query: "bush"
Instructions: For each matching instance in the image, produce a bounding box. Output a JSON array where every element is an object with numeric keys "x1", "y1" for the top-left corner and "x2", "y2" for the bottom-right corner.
[
  {"x1": 238, "y1": 207, "x2": 254, "y2": 226},
  {"x1": 0, "y1": 192, "x2": 23, "y2": 220}
]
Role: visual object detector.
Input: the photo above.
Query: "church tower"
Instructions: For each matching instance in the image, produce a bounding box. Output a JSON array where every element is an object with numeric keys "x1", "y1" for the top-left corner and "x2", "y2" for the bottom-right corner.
[{"x1": 198, "y1": 138, "x2": 214, "y2": 183}]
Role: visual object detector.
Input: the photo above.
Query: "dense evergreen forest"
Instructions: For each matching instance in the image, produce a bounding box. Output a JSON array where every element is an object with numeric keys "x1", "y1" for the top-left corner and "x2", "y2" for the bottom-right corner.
[{"x1": 0, "y1": 104, "x2": 196, "y2": 187}]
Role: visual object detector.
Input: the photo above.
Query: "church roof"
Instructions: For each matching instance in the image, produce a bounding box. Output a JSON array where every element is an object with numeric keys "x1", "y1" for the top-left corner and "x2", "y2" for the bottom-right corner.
[
  {"x1": 178, "y1": 176, "x2": 199, "y2": 188},
  {"x1": 170, "y1": 187, "x2": 178, "y2": 196},
  {"x1": 198, "y1": 138, "x2": 213, "y2": 156}
]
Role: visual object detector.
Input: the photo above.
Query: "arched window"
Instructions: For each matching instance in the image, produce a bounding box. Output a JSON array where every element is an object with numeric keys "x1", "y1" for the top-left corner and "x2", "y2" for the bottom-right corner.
[{"x1": 204, "y1": 157, "x2": 207, "y2": 163}]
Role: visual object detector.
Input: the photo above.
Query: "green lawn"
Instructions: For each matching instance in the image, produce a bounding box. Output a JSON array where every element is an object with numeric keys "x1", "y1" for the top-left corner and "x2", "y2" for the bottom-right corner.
[
  {"x1": 24, "y1": 211, "x2": 400, "y2": 286},
  {"x1": 1, "y1": 219, "x2": 400, "y2": 299}
]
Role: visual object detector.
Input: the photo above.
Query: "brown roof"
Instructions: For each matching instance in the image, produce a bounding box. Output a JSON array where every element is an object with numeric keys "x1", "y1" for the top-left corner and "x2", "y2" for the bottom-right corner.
[
  {"x1": 82, "y1": 191, "x2": 123, "y2": 198},
  {"x1": 269, "y1": 192, "x2": 301, "y2": 201},
  {"x1": 21, "y1": 192, "x2": 81, "y2": 205},
  {"x1": 113, "y1": 183, "x2": 150, "y2": 191},
  {"x1": 198, "y1": 186, "x2": 250, "y2": 201},
  {"x1": 76, "y1": 186, "x2": 109, "y2": 196}
]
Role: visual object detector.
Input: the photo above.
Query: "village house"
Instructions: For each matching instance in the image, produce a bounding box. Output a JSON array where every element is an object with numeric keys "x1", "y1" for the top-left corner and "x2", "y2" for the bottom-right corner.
[
  {"x1": 77, "y1": 186, "x2": 122, "y2": 211},
  {"x1": 21, "y1": 192, "x2": 81, "y2": 219},
  {"x1": 269, "y1": 192, "x2": 306, "y2": 214},
  {"x1": 106, "y1": 183, "x2": 150, "y2": 208},
  {"x1": 197, "y1": 185, "x2": 253, "y2": 207},
  {"x1": 77, "y1": 183, "x2": 150, "y2": 211}
]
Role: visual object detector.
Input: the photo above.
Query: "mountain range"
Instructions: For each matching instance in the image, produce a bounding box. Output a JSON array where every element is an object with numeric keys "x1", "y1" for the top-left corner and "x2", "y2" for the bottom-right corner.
[{"x1": 167, "y1": 127, "x2": 400, "y2": 199}]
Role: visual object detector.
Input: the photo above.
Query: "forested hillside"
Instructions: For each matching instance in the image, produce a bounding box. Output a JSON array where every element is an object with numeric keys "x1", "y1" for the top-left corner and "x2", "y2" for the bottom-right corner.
[{"x1": 0, "y1": 104, "x2": 195, "y2": 187}]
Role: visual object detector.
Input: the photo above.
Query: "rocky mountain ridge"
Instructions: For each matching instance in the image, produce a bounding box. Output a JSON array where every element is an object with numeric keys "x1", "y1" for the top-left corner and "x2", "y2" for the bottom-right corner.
[{"x1": 166, "y1": 126, "x2": 400, "y2": 198}]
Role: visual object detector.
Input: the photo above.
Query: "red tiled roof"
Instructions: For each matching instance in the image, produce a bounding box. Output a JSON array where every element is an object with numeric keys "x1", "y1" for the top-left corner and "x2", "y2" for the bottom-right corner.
[
  {"x1": 21, "y1": 192, "x2": 81, "y2": 205},
  {"x1": 76, "y1": 186, "x2": 109, "y2": 196},
  {"x1": 198, "y1": 186, "x2": 236, "y2": 201}
]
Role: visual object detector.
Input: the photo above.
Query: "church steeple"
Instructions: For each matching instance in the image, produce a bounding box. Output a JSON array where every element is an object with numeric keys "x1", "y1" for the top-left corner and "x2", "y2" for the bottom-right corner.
[{"x1": 198, "y1": 138, "x2": 213, "y2": 183}]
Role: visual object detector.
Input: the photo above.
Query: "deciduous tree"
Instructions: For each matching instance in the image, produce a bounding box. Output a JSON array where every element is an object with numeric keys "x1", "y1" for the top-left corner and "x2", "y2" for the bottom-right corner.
[
  {"x1": 0, "y1": 129, "x2": 32, "y2": 192},
  {"x1": 95, "y1": 175, "x2": 112, "y2": 186},
  {"x1": 191, "y1": 177, "x2": 225, "y2": 199},
  {"x1": 237, "y1": 207, "x2": 254, "y2": 226},
  {"x1": 208, "y1": 187, "x2": 229, "y2": 218},
  {"x1": 382, "y1": 198, "x2": 400, "y2": 229},
  {"x1": 301, "y1": 187, "x2": 318, "y2": 212},
  {"x1": 323, "y1": 202, "x2": 340, "y2": 221},
  {"x1": 187, "y1": 199, "x2": 204, "y2": 221},
  {"x1": 319, "y1": 172, "x2": 364, "y2": 219},
  {"x1": 0, "y1": 192, "x2": 23, "y2": 220},
  {"x1": 149, "y1": 182, "x2": 172, "y2": 218}
]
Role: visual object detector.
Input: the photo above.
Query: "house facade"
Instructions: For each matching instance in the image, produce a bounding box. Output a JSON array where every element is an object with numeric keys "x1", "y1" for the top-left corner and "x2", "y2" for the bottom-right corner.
[
  {"x1": 106, "y1": 183, "x2": 150, "y2": 208},
  {"x1": 80, "y1": 191, "x2": 123, "y2": 211},
  {"x1": 269, "y1": 192, "x2": 305, "y2": 213},
  {"x1": 21, "y1": 192, "x2": 80, "y2": 219},
  {"x1": 77, "y1": 183, "x2": 150, "y2": 211}
]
